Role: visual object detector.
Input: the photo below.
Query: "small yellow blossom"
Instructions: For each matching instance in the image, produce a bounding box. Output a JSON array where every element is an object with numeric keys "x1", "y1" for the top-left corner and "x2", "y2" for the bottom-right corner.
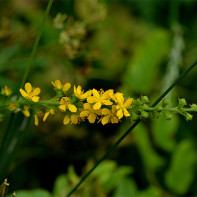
[
  {"x1": 59, "y1": 97, "x2": 77, "y2": 112},
  {"x1": 51, "y1": 80, "x2": 71, "y2": 92},
  {"x1": 115, "y1": 93, "x2": 133, "y2": 119},
  {"x1": 101, "y1": 106, "x2": 119, "y2": 125},
  {"x1": 34, "y1": 111, "x2": 44, "y2": 126},
  {"x1": 20, "y1": 82, "x2": 40, "y2": 102},
  {"x1": 63, "y1": 114, "x2": 82, "y2": 125},
  {"x1": 9, "y1": 103, "x2": 17, "y2": 112},
  {"x1": 74, "y1": 85, "x2": 92, "y2": 100},
  {"x1": 43, "y1": 109, "x2": 55, "y2": 122},
  {"x1": 1, "y1": 86, "x2": 12, "y2": 96},
  {"x1": 87, "y1": 89, "x2": 113, "y2": 110},
  {"x1": 80, "y1": 103, "x2": 99, "y2": 123},
  {"x1": 22, "y1": 106, "x2": 30, "y2": 117}
]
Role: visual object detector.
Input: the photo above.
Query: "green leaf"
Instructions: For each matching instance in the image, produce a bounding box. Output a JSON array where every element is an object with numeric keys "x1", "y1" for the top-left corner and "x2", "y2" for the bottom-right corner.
[
  {"x1": 92, "y1": 160, "x2": 117, "y2": 185},
  {"x1": 152, "y1": 114, "x2": 179, "y2": 151},
  {"x1": 10, "y1": 189, "x2": 51, "y2": 197},
  {"x1": 53, "y1": 174, "x2": 70, "y2": 197},
  {"x1": 103, "y1": 166, "x2": 133, "y2": 191},
  {"x1": 113, "y1": 178, "x2": 137, "y2": 197},
  {"x1": 134, "y1": 124, "x2": 164, "y2": 171},
  {"x1": 165, "y1": 140, "x2": 196, "y2": 194},
  {"x1": 136, "y1": 187, "x2": 161, "y2": 197},
  {"x1": 123, "y1": 29, "x2": 170, "y2": 93}
]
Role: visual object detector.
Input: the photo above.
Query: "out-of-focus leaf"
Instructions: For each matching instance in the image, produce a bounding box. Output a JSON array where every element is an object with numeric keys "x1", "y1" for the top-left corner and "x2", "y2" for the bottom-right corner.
[
  {"x1": 134, "y1": 124, "x2": 164, "y2": 171},
  {"x1": 113, "y1": 178, "x2": 137, "y2": 197},
  {"x1": 53, "y1": 174, "x2": 70, "y2": 197},
  {"x1": 9, "y1": 189, "x2": 51, "y2": 197},
  {"x1": 152, "y1": 114, "x2": 179, "y2": 151},
  {"x1": 103, "y1": 166, "x2": 133, "y2": 191},
  {"x1": 123, "y1": 29, "x2": 170, "y2": 93},
  {"x1": 136, "y1": 187, "x2": 161, "y2": 197},
  {"x1": 165, "y1": 140, "x2": 196, "y2": 195},
  {"x1": 92, "y1": 160, "x2": 116, "y2": 184},
  {"x1": 0, "y1": 45, "x2": 19, "y2": 71}
]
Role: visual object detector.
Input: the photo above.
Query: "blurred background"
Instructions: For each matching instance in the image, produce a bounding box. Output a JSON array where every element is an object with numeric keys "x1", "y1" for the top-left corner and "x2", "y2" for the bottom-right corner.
[{"x1": 0, "y1": 0, "x2": 197, "y2": 196}]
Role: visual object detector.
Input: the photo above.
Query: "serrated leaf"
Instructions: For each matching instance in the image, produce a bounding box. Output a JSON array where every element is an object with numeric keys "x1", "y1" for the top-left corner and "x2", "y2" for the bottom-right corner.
[{"x1": 165, "y1": 140, "x2": 196, "y2": 194}]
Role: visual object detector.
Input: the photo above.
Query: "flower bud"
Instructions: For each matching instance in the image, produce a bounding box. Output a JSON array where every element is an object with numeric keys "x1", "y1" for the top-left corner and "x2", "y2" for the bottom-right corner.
[
  {"x1": 141, "y1": 96, "x2": 149, "y2": 104},
  {"x1": 141, "y1": 111, "x2": 149, "y2": 119},
  {"x1": 185, "y1": 113, "x2": 193, "y2": 121},
  {"x1": 178, "y1": 98, "x2": 187, "y2": 107},
  {"x1": 162, "y1": 99, "x2": 169, "y2": 107}
]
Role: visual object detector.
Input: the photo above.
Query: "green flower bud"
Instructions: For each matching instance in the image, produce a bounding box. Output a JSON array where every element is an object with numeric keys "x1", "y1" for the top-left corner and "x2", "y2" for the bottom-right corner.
[
  {"x1": 131, "y1": 112, "x2": 139, "y2": 121},
  {"x1": 178, "y1": 98, "x2": 187, "y2": 107},
  {"x1": 164, "y1": 112, "x2": 172, "y2": 120},
  {"x1": 190, "y1": 104, "x2": 197, "y2": 110},
  {"x1": 162, "y1": 99, "x2": 169, "y2": 107},
  {"x1": 185, "y1": 112, "x2": 193, "y2": 121},
  {"x1": 141, "y1": 96, "x2": 149, "y2": 104},
  {"x1": 141, "y1": 111, "x2": 149, "y2": 119}
]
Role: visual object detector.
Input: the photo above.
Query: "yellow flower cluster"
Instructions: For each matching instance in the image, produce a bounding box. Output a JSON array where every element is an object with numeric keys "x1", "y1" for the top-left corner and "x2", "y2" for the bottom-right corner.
[{"x1": 19, "y1": 81, "x2": 133, "y2": 126}]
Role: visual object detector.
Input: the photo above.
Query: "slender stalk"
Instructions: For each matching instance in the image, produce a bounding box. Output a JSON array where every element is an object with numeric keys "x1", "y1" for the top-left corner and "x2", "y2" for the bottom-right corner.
[{"x1": 66, "y1": 60, "x2": 197, "y2": 197}]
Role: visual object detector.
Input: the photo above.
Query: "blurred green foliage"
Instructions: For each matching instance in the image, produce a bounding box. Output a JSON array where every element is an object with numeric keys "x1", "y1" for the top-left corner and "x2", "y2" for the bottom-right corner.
[{"x1": 0, "y1": 0, "x2": 197, "y2": 196}]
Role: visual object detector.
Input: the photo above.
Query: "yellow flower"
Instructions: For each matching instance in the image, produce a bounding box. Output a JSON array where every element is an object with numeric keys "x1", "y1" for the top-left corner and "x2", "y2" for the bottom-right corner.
[
  {"x1": 34, "y1": 111, "x2": 44, "y2": 126},
  {"x1": 80, "y1": 103, "x2": 99, "y2": 123},
  {"x1": 51, "y1": 80, "x2": 71, "y2": 92},
  {"x1": 74, "y1": 85, "x2": 92, "y2": 100},
  {"x1": 9, "y1": 103, "x2": 17, "y2": 112},
  {"x1": 115, "y1": 93, "x2": 133, "y2": 119},
  {"x1": 59, "y1": 97, "x2": 77, "y2": 112},
  {"x1": 87, "y1": 89, "x2": 113, "y2": 110},
  {"x1": 101, "y1": 106, "x2": 119, "y2": 125},
  {"x1": 63, "y1": 114, "x2": 82, "y2": 125},
  {"x1": 22, "y1": 106, "x2": 30, "y2": 117},
  {"x1": 20, "y1": 82, "x2": 40, "y2": 102},
  {"x1": 1, "y1": 86, "x2": 12, "y2": 96},
  {"x1": 43, "y1": 109, "x2": 55, "y2": 122}
]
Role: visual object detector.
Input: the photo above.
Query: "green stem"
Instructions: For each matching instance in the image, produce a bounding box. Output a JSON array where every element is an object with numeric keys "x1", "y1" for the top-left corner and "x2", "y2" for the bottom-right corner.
[{"x1": 66, "y1": 60, "x2": 197, "y2": 197}]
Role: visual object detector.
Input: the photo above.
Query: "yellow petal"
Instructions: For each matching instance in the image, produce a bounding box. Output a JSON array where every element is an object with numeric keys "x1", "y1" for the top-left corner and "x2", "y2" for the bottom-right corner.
[
  {"x1": 55, "y1": 80, "x2": 62, "y2": 89},
  {"x1": 87, "y1": 96, "x2": 97, "y2": 103},
  {"x1": 25, "y1": 83, "x2": 32, "y2": 93},
  {"x1": 102, "y1": 108, "x2": 111, "y2": 115},
  {"x1": 43, "y1": 112, "x2": 50, "y2": 122},
  {"x1": 32, "y1": 96, "x2": 40, "y2": 102},
  {"x1": 88, "y1": 113, "x2": 96, "y2": 123},
  {"x1": 49, "y1": 109, "x2": 55, "y2": 114},
  {"x1": 111, "y1": 105, "x2": 117, "y2": 113},
  {"x1": 20, "y1": 89, "x2": 28, "y2": 97},
  {"x1": 80, "y1": 110, "x2": 90, "y2": 117},
  {"x1": 111, "y1": 116, "x2": 119, "y2": 124},
  {"x1": 93, "y1": 101, "x2": 101, "y2": 110},
  {"x1": 51, "y1": 81, "x2": 55, "y2": 87},
  {"x1": 71, "y1": 114, "x2": 79, "y2": 124},
  {"x1": 124, "y1": 98, "x2": 133, "y2": 108},
  {"x1": 123, "y1": 108, "x2": 130, "y2": 117},
  {"x1": 92, "y1": 89, "x2": 100, "y2": 99},
  {"x1": 33, "y1": 88, "x2": 41, "y2": 95},
  {"x1": 77, "y1": 85, "x2": 82, "y2": 94},
  {"x1": 68, "y1": 104, "x2": 77, "y2": 112},
  {"x1": 63, "y1": 83, "x2": 71, "y2": 92},
  {"x1": 102, "y1": 99, "x2": 113, "y2": 105},
  {"x1": 117, "y1": 109, "x2": 123, "y2": 119},
  {"x1": 116, "y1": 93, "x2": 124, "y2": 104},
  {"x1": 23, "y1": 109, "x2": 30, "y2": 117},
  {"x1": 83, "y1": 103, "x2": 92, "y2": 110},
  {"x1": 35, "y1": 114, "x2": 39, "y2": 126},
  {"x1": 82, "y1": 90, "x2": 92, "y2": 99},
  {"x1": 101, "y1": 115, "x2": 110, "y2": 125},
  {"x1": 59, "y1": 105, "x2": 66, "y2": 111},
  {"x1": 63, "y1": 115, "x2": 70, "y2": 125},
  {"x1": 74, "y1": 85, "x2": 77, "y2": 94}
]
